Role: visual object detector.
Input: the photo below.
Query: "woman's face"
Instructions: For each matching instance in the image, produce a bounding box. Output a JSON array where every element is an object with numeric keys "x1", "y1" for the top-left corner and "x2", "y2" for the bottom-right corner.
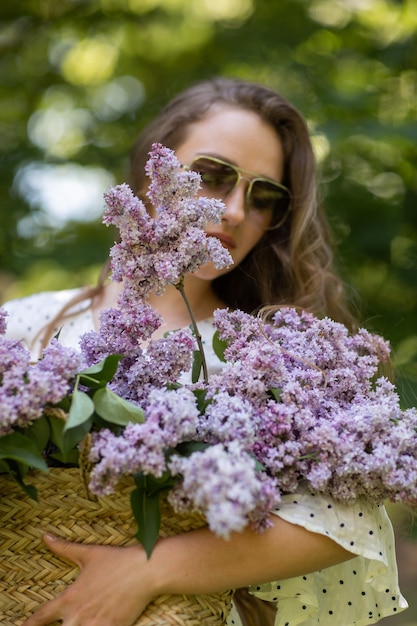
[{"x1": 174, "y1": 106, "x2": 286, "y2": 280}]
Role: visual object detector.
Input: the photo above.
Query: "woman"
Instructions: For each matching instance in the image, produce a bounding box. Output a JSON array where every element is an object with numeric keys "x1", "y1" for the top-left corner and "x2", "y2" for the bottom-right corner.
[{"x1": 3, "y1": 78, "x2": 406, "y2": 626}]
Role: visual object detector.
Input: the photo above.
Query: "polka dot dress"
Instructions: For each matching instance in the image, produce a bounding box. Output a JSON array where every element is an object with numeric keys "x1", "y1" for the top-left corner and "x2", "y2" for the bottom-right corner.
[
  {"x1": 2, "y1": 289, "x2": 95, "y2": 359},
  {"x1": 2, "y1": 290, "x2": 408, "y2": 626},
  {"x1": 227, "y1": 487, "x2": 407, "y2": 626}
]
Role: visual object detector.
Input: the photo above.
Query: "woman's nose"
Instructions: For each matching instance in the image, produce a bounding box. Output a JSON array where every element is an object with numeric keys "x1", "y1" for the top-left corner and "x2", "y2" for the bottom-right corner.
[{"x1": 222, "y1": 183, "x2": 247, "y2": 225}]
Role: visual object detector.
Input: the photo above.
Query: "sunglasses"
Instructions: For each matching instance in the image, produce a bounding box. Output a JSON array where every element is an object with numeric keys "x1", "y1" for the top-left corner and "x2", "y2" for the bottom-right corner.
[{"x1": 188, "y1": 155, "x2": 291, "y2": 221}]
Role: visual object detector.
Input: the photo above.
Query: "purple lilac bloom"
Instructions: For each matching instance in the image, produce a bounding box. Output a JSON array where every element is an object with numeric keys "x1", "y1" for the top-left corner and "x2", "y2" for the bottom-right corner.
[
  {"x1": 87, "y1": 426, "x2": 164, "y2": 495},
  {"x1": 102, "y1": 143, "x2": 232, "y2": 302},
  {"x1": 80, "y1": 302, "x2": 161, "y2": 366},
  {"x1": 87, "y1": 153, "x2": 417, "y2": 523},
  {"x1": 197, "y1": 391, "x2": 257, "y2": 446},
  {"x1": 210, "y1": 306, "x2": 417, "y2": 507},
  {"x1": 0, "y1": 308, "x2": 7, "y2": 335},
  {"x1": 101, "y1": 327, "x2": 196, "y2": 406},
  {"x1": 84, "y1": 225, "x2": 417, "y2": 529},
  {"x1": 0, "y1": 332, "x2": 82, "y2": 436},
  {"x1": 168, "y1": 441, "x2": 280, "y2": 538},
  {"x1": 88, "y1": 387, "x2": 200, "y2": 495},
  {"x1": 79, "y1": 143, "x2": 232, "y2": 405},
  {"x1": 5, "y1": 144, "x2": 417, "y2": 537}
]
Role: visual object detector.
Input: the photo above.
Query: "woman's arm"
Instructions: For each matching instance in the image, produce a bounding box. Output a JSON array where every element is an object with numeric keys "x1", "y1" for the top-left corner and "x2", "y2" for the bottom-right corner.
[
  {"x1": 22, "y1": 515, "x2": 353, "y2": 626},
  {"x1": 153, "y1": 515, "x2": 353, "y2": 595}
]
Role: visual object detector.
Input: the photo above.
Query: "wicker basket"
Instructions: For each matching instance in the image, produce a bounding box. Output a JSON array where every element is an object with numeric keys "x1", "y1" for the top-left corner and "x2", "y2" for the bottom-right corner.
[{"x1": 0, "y1": 468, "x2": 233, "y2": 626}]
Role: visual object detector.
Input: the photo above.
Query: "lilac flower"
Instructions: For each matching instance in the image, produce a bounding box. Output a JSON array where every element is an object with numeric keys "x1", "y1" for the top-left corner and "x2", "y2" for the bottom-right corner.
[
  {"x1": 88, "y1": 387, "x2": 200, "y2": 495},
  {"x1": 40, "y1": 339, "x2": 83, "y2": 382},
  {"x1": 168, "y1": 441, "x2": 280, "y2": 538},
  {"x1": 197, "y1": 391, "x2": 257, "y2": 446},
  {"x1": 0, "y1": 308, "x2": 7, "y2": 335},
  {"x1": 86, "y1": 290, "x2": 417, "y2": 539},
  {"x1": 209, "y1": 306, "x2": 417, "y2": 507},
  {"x1": 81, "y1": 302, "x2": 161, "y2": 366},
  {"x1": 0, "y1": 325, "x2": 82, "y2": 436},
  {"x1": 88, "y1": 426, "x2": 160, "y2": 495},
  {"x1": 102, "y1": 143, "x2": 232, "y2": 301},
  {"x1": 89, "y1": 327, "x2": 196, "y2": 406},
  {"x1": 145, "y1": 142, "x2": 201, "y2": 208},
  {"x1": 80, "y1": 143, "x2": 232, "y2": 406}
]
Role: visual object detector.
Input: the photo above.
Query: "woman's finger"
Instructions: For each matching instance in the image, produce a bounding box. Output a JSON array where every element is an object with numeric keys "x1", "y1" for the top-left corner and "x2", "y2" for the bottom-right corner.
[
  {"x1": 43, "y1": 533, "x2": 90, "y2": 568},
  {"x1": 21, "y1": 598, "x2": 62, "y2": 626}
]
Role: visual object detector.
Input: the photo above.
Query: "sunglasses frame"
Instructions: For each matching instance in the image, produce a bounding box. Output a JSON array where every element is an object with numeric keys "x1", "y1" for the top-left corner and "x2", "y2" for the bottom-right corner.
[{"x1": 188, "y1": 155, "x2": 291, "y2": 216}]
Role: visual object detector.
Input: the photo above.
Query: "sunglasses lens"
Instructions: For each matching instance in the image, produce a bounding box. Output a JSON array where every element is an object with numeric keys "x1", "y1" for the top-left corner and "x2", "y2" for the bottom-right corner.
[
  {"x1": 189, "y1": 156, "x2": 291, "y2": 226},
  {"x1": 190, "y1": 158, "x2": 238, "y2": 196},
  {"x1": 250, "y1": 180, "x2": 290, "y2": 212}
]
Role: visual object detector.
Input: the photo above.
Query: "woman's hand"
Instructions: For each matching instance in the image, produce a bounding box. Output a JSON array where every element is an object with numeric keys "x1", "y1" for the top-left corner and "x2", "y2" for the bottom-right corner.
[{"x1": 21, "y1": 533, "x2": 156, "y2": 626}]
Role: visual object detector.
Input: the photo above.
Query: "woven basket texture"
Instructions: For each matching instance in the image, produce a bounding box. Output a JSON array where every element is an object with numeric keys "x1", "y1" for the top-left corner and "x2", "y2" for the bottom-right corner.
[{"x1": 0, "y1": 468, "x2": 233, "y2": 625}]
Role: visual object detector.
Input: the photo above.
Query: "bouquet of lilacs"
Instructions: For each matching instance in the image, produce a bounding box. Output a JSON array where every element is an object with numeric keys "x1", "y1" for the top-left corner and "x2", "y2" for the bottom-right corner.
[{"x1": 2, "y1": 144, "x2": 417, "y2": 558}]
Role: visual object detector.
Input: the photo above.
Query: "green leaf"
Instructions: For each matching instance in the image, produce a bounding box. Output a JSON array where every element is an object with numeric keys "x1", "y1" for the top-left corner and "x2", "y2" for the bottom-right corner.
[
  {"x1": 193, "y1": 388, "x2": 209, "y2": 413},
  {"x1": 93, "y1": 387, "x2": 145, "y2": 426},
  {"x1": 0, "y1": 432, "x2": 48, "y2": 471},
  {"x1": 78, "y1": 355, "x2": 123, "y2": 388},
  {"x1": 64, "y1": 388, "x2": 95, "y2": 431},
  {"x1": 191, "y1": 349, "x2": 203, "y2": 383},
  {"x1": 131, "y1": 487, "x2": 161, "y2": 558},
  {"x1": 50, "y1": 450, "x2": 80, "y2": 465},
  {"x1": 175, "y1": 440, "x2": 210, "y2": 457},
  {"x1": 63, "y1": 420, "x2": 92, "y2": 455},
  {"x1": 269, "y1": 387, "x2": 282, "y2": 401},
  {"x1": 12, "y1": 470, "x2": 39, "y2": 500},
  {"x1": 166, "y1": 382, "x2": 182, "y2": 390},
  {"x1": 247, "y1": 451, "x2": 266, "y2": 472},
  {"x1": 50, "y1": 415, "x2": 91, "y2": 456},
  {"x1": 49, "y1": 416, "x2": 66, "y2": 450},
  {"x1": 0, "y1": 459, "x2": 39, "y2": 498},
  {"x1": 212, "y1": 330, "x2": 228, "y2": 363},
  {"x1": 24, "y1": 415, "x2": 51, "y2": 453},
  {"x1": 134, "y1": 470, "x2": 176, "y2": 495},
  {"x1": 0, "y1": 459, "x2": 10, "y2": 473}
]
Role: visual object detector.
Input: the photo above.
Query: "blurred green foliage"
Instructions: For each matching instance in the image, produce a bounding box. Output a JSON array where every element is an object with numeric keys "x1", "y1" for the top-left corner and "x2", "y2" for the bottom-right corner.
[{"x1": 1, "y1": 0, "x2": 416, "y2": 402}]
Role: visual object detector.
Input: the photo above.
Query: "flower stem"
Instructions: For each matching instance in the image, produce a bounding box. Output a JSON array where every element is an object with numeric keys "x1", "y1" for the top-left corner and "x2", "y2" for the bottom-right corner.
[{"x1": 175, "y1": 279, "x2": 208, "y2": 383}]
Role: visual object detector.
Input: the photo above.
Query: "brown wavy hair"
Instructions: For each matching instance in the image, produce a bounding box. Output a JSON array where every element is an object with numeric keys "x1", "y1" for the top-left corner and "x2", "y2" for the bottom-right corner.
[{"x1": 129, "y1": 77, "x2": 357, "y2": 328}]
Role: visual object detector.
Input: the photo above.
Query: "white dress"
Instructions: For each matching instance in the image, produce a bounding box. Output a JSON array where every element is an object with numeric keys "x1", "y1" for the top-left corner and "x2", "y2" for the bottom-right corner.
[{"x1": 2, "y1": 289, "x2": 408, "y2": 626}]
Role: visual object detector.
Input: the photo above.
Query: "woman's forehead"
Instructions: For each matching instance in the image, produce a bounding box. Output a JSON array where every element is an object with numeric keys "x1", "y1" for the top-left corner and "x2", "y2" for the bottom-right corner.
[{"x1": 175, "y1": 107, "x2": 285, "y2": 183}]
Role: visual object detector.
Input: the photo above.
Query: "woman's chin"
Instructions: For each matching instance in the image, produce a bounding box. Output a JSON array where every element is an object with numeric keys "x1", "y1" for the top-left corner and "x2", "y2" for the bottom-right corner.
[{"x1": 193, "y1": 262, "x2": 233, "y2": 281}]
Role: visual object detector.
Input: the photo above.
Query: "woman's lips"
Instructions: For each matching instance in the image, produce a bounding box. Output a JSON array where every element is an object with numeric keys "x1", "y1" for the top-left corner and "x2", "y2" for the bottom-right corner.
[{"x1": 207, "y1": 231, "x2": 237, "y2": 250}]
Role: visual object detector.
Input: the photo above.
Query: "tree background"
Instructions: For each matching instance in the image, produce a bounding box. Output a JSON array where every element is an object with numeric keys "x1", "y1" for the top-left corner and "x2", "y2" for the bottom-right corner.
[{"x1": 1, "y1": 1, "x2": 416, "y2": 623}]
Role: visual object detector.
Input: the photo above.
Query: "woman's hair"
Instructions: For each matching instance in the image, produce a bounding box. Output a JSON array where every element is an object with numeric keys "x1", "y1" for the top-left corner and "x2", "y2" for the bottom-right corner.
[
  {"x1": 129, "y1": 77, "x2": 357, "y2": 328},
  {"x1": 38, "y1": 76, "x2": 357, "y2": 352}
]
